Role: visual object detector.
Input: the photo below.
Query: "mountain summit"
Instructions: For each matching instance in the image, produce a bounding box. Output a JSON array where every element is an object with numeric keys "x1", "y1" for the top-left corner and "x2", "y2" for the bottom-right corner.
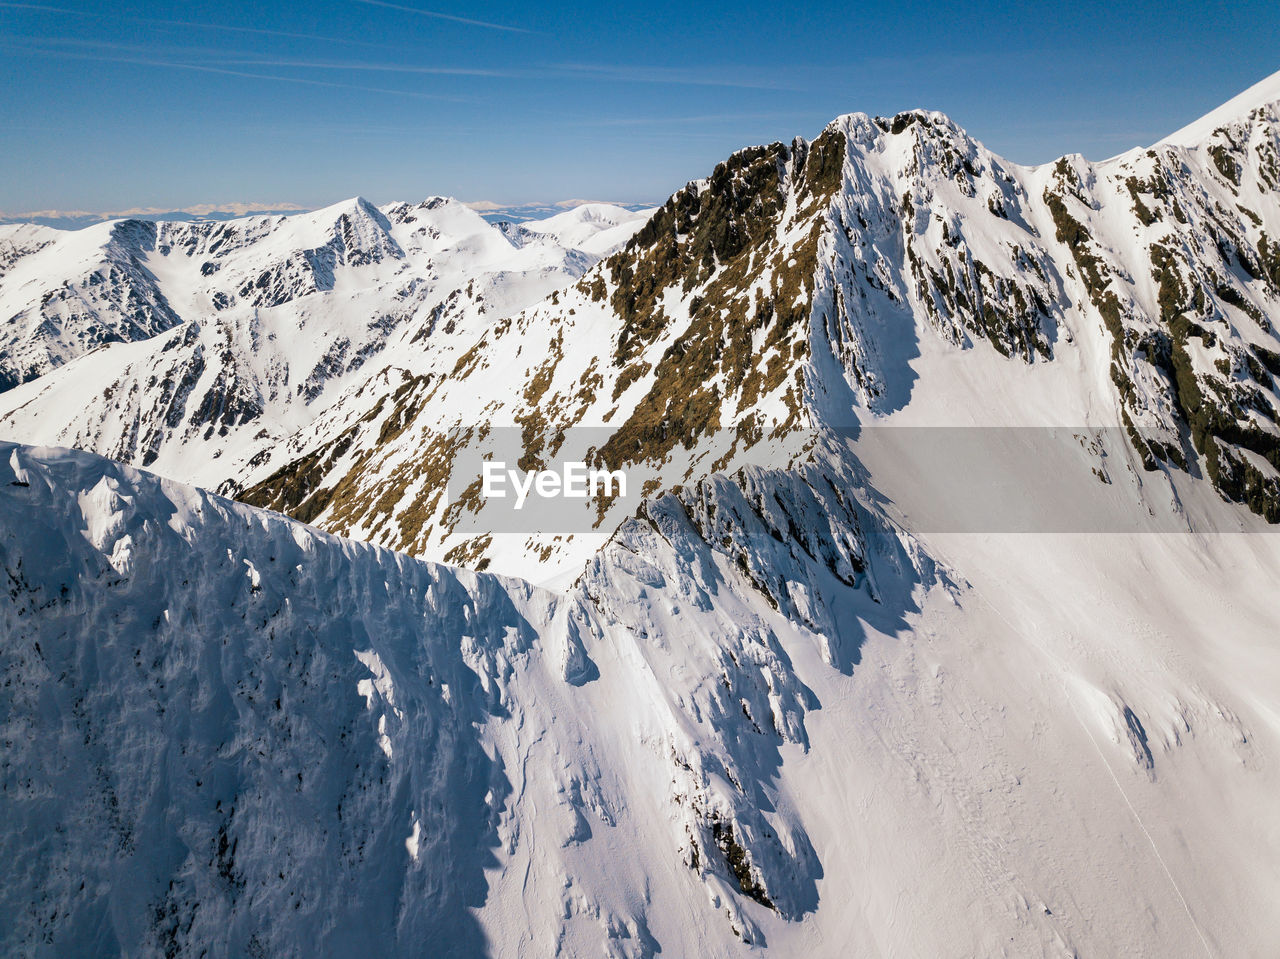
[{"x1": 92, "y1": 68, "x2": 1280, "y2": 576}]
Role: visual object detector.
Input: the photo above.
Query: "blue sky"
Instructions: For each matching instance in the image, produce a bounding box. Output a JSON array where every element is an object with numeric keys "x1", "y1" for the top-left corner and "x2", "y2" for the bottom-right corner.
[{"x1": 1, "y1": 0, "x2": 1277, "y2": 213}]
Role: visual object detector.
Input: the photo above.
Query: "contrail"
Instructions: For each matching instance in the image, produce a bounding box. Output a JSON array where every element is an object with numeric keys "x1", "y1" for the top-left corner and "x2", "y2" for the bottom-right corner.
[{"x1": 352, "y1": 0, "x2": 533, "y2": 34}]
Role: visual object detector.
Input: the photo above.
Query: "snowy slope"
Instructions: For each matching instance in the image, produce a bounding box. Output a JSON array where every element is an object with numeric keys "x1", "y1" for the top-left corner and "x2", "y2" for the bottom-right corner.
[
  {"x1": 0, "y1": 222, "x2": 59, "y2": 279},
  {"x1": 500, "y1": 203, "x2": 655, "y2": 256},
  {"x1": 5, "y1": 437, "x2": 1280, "y2": 957},
  {"x1": 0, "y1": 219, "x2": 185, "y2": 390},
  {"x1": 1158, "y1": 68, "x2": 1280, "y2": 147},
  {"x1": 1, "y1": 442, "x2": 526, "y2": 957}
]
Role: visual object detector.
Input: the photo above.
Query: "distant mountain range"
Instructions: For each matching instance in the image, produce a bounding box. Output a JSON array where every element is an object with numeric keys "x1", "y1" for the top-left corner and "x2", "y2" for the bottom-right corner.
[
  {"x1": 0, "y1": 203, "x2": 312, "y2": 231},
  {"x1": 468, "y1": 199, "x2": 657, "y2": 224},
  {"x1": 0, "y1": 200, "x2": 658, "y2": 231}
]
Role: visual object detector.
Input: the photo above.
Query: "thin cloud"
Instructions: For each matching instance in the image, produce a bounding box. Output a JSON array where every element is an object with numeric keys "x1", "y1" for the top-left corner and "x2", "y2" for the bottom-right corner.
[
  {"x1": 0, "y1": 4, "x2": 401, "y2": 51},
  {"x1": 0, "y1": 1, "x2": 84, "y2": 12},
  {"x1": 565, "y1": 111, "x2": 804, "y2": 128},
  {"x1": 6, "y1": 36, "x2": 510, "y2": 86},
  {"x1": 140, "y1": 18, "x2": 393, "y2": 50},
  {"x1": 216, "y1": 57, "x2": 795, "y2": 90},
  {"x1": 0, "y1": 42, "x2": 470, "y2": 100},
  {"x1": 548, "y1": 62, "x2": 797, "y2": 91},
  {"x1": 144, "y1": 58, "x2": 470, "y2": 100},
  {"x1": 5, "y1": 28, "x2": 796, "y2": 94},
  {"x1": 219, "y1": 56, "x2": 515, "y2": 78},
  {"x1": 8, "y1": 35, "x2": 232, "y2": 57},
  {"x1": 352, "y1": 0, "x2": 533, "y2": 34}
]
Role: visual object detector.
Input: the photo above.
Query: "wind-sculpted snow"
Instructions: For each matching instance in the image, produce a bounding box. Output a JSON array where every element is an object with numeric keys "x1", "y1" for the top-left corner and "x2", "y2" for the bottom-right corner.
[
  {"x1": 0, "y1": 441, "x2": 937, "y2": 956},
  {"x1": 0, "y1": 443, "x2": 524, "y2": 957},
  {"x1": 0, "y1": 441, "x2": 898, "y2": 954}
]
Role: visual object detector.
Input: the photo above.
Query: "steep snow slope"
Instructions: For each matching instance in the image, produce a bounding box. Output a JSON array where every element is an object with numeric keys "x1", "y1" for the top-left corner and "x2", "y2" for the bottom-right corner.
[
  {"x1": 5, "y1": 441, "x2": 1280, "y2": 957},
  {"x1": 0, "y1": 219, "x2": 185, "y2": 390},
  {"x1": 0, "y1": 198, "x2": 644, "y2": 487},
  {"x1": 1158, "y1": 68, "x2": 1280, "y2": 147},
  {"x1": 1, "y1": 443, "x2": 525, "y2": 957},
  {"x1": 0, "y1": 223, "x2": 59, "y2": 279}
]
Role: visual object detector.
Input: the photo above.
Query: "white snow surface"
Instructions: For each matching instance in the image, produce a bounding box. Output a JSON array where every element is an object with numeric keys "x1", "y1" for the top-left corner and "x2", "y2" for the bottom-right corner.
[
  {"x1": 4, "y1": 431, "x2": 1280, "y2": 957},
  {"x1": 510, "y1": 203, "x2": 655, "y2": 255}
]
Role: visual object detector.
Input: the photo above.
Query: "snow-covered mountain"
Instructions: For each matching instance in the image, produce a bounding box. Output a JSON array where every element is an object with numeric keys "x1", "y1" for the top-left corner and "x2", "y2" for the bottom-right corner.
[
  {"x1": 497, "y1": 202, "x2": 660, "y2": 256},
  {"x1": 216, "y1": 71, "x2": 1280, "y2": 579},
  {"x1": 0, "y1": 198, "x2": 648, "y2": 482},
  {"x1": 3, "y1": 71, "x2": 1280, "y2": 959},
  {"x1": 0, "y1": 218, "x2": 184, "y2": 391}
]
